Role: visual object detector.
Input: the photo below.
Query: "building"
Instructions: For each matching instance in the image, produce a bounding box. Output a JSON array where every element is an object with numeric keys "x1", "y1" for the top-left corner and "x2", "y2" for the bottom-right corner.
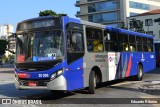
[
  {"x1": 127, "y1": 9, "x2": 160, "y2": 41},
  {"x1": 0, "y1": 24, "x2": 14, "y2": 39},
  {"x1": 0, "y1": 24, "x2": 15, "y2": 57},
  {"x1": 75, "y1": 0, "x2": 160, "y2": 27}
]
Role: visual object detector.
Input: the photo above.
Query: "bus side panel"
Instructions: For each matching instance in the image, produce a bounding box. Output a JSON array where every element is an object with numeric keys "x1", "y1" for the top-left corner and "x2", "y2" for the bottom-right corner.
[
  {"x1": 115, "y1": 52, "x2": 130, "y2": 79},
  {"x1": 143, "y1": 52, "x2": 155, "y2": 72},
  {"x1": 83, "y1": 53, "x2": 108, "y2": 87},
  {"x1": 108, "y1": 52, "x2": 121, "y2": 80},
  {"x1": 116, "y1": 52, "x2": 140, "y2": 78},
  {"x1": 129, "y1": 53, "x2": 142, "y2": 76},
  {"x1": 122, "y1": 52, "x2": 155, "y2": 77},
  {"x1": 66, "y1": 58, "x2": 84, "y2": 91}
]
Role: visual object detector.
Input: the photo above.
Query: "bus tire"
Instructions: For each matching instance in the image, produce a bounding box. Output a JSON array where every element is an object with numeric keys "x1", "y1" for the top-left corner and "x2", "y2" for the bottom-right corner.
[
  {"x1": 88, "y1": 70, "x2": 96, "y2": 94},
  {"x1": 136, "y1": 65, "x2": 143, "y2": 81}
]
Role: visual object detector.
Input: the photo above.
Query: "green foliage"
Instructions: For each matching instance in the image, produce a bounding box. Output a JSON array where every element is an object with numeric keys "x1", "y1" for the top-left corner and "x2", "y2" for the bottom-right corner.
[
  {"x1": 39, "y1": 10, "x2": 67, "y2": 17},
  {"x1": 120, "y1": 21, "x2": 127, "y2": 29},
  {"x1": 129, "y1": 18, "x2": 145, "y2": 33},
  {"x1": 0, "y1": 39, "x2": 8, "y2": 56},
  {"x1": 1, "y1": 55, "x2": 7, "y2": 63},
  {"x1": 7, "y1": 54, "x2": 14, "y2": 64},
  {"x1": 39, "y1": 10, "x2": 57, "y2": 16}
]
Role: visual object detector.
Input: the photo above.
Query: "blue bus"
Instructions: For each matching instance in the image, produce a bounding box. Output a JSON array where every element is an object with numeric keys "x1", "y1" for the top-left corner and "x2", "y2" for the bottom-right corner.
[{"x1": 13, "y1": 16, "x2": 155, "y2": 94}]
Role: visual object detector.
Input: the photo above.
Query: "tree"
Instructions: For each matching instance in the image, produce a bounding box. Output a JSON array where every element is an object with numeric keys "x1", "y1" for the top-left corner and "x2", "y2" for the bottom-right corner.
[
  {"x1": 129, "y1": 18, "x2": 145, "y2": 33},
  {"x1": 120, "y1": 21, "x2": 127, "y2": 29},
  {"x1": 0, "y1": 39, "x2": 8, "y2": 57},
  {"x1": 39, "y1": 10, "x2": 67, "y2": 17}
]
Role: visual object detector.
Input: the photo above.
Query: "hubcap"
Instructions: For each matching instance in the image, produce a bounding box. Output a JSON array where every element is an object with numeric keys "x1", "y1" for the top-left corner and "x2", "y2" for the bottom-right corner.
[
  {"x1": 94, "y1": 76, "x2": 96, "y2": 88},
  {"x1": 139, "y1": 67, "x2": 142, "y2": 78}
]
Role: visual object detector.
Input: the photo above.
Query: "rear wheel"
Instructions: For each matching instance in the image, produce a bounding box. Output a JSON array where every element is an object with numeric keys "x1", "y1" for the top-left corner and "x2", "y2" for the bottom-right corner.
[
  {"x1": 88, "y1": 70, "x2": 96, "y2": 94},
  {"x1": 135, "y1": 65, "x2": 143, "y2": 81}
]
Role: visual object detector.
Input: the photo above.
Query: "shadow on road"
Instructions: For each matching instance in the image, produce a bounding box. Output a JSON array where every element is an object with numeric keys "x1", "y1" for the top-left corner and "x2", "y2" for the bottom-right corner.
[
  {"x1": 110, "y1": 84, "x2": 160, "y2": 96},
  {"x1": 0, "y1": 83, "x2": 76, "y2": 100},
  {"x1": 0, "y1": 83, "x2": 49, "y2": 98},
  {"x1": 0, "y1": 80, "x2": 126, "y2": 100},
  {"x1": 73, "y1": 79, "x2": 129, "y2": 95},
  {"x1": 146, "y1": 67, "x2": 160, "y2": 74}
]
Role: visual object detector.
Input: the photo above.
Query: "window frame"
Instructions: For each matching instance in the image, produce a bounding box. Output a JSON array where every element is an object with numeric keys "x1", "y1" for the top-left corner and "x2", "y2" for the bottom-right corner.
[
  {"x1": 145, "y1": 19, "x2": 153, "y2": 26},
  {"x1": 104, "y1": 30, "x2": 118, "y2": 52},
  {"x1": 86, "y1": 27, "x2": 104, "y2": 52},
  {"x1": 67, "y1": 30, "x2": 84, "y2": 53}
]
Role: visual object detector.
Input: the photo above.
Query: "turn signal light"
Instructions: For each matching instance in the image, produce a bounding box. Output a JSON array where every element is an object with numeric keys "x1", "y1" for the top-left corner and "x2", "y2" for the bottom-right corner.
[{"x1": 18, "y1": 73, "x2": 27, "y2": 79}]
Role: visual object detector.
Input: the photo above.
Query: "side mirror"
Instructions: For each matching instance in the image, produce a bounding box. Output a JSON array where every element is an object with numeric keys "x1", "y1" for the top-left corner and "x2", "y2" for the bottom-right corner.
[{"x1": 8, "y1": 33, "x2": 16, "y2": 54}]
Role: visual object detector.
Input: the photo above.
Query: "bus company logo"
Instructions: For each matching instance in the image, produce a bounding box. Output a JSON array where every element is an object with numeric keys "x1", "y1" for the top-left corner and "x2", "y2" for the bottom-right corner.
[
  {"x1": 141, "y1": 53, "x2": 145, "y2": 61},
  {"x1": 142, "y1": 53, "x2": 144, "y2": 59}
]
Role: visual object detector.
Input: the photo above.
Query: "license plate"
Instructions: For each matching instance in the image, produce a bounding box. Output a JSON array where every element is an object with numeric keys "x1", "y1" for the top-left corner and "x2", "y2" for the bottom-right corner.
[{"x1": 28, "y1": 82, "x2": 37, "y2": 87}]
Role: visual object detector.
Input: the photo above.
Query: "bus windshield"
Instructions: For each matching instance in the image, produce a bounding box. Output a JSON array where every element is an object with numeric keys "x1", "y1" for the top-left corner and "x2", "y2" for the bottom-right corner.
[{"x1": 16, "y1": 30, "x2": 64, "y2": 63}]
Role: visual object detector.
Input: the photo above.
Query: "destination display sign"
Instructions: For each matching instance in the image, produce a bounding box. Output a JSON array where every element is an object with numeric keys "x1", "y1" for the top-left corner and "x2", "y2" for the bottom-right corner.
[{"x1": 17, "y1": 18, "x2": 60, "y2": 31}]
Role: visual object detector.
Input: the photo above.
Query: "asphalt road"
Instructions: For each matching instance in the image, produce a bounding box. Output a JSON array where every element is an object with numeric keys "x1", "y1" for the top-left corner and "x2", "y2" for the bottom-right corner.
[{"x1": 0, "y1": 65, "x2": 160, "y2": 107}]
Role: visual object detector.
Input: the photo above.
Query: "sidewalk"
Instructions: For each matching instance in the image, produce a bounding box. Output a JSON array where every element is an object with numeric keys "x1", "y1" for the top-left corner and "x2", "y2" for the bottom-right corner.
[{"x1": 0, "y1": 64, "x2": 14, "y2": 83}]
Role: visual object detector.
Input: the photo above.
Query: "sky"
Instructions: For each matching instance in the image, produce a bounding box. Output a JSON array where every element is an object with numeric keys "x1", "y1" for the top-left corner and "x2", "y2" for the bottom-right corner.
[{"x1": 0, "y1": 0, "x2": 78, "y2": 30}]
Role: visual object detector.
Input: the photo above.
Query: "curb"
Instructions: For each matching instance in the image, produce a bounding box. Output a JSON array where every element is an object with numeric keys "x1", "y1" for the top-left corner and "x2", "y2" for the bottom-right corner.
[{"x1": 0, "y1": 80, "x2": 14, "y2": 83}]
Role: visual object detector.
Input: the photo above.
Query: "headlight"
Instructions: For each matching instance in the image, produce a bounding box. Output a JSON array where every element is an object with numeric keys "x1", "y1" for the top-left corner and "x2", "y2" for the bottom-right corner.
[
  {"x1": 57, "y1": 70, "x2": 63, "y2": 75},
  {"x1": 50, "y1": 69, "x2": 63, "y2": 81},
  {"x1": 51, "y1": 73, "x2": 57, "y2": 80}
]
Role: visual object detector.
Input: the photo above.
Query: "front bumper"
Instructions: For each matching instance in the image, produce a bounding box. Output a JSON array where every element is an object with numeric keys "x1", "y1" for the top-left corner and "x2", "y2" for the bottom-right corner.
[{"x1": 15, "y1": 75, "x2": 67, "y2": 90}]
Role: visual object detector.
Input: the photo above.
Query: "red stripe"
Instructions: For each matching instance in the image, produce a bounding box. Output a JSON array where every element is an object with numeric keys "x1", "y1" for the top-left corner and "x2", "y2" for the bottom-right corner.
[{"x1": 126, "y1": 55, "x2": 132, "y2": 77}]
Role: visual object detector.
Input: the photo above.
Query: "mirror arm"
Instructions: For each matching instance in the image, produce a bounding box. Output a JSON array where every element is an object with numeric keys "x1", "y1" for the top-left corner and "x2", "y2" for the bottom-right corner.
[{"x1": 6, "y1": 49, "x2": 15, "y2": 54}]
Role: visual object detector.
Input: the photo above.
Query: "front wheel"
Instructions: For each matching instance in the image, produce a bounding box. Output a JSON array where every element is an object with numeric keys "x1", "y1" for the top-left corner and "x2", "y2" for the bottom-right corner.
[
  {"x1": 88, "y1": 70, "x2": 96, "y2": 94},
  {"x1": 135, "y1": 65, "x2": 143, "y2": 81}
]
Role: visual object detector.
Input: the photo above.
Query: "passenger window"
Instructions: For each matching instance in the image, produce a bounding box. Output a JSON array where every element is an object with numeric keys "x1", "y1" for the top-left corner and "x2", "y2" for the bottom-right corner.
[
  {"x1": 129, "y1": 35, "x2": 136, "y2": 52},
  {"x1": 86, "y1": 27, "x2": 104, "y2": 52},
  {"x1": 148, "y1": 38, "x2": 153, "y2": 52},
  {"x1": 119, "y1": 33, "x2": 129, "y2": 52},
  {"x1": 136, "y1": 36, "x2": 142, "y2": 52},
  {"x1": 66, "y1": 23, "x2": 84, "y2": 64},
  {"x1": 142, "y1": 37, "x2": 148, "y2": 52},
  {"x1": 67, "y1": 31, "x2": 84, "y2": 53},
  {"x1": 123, "y1": 43, "x2": 129, "y2": 51},
  {"x1": 104, "y1": 30, "x2": 118, "y2": 52}
]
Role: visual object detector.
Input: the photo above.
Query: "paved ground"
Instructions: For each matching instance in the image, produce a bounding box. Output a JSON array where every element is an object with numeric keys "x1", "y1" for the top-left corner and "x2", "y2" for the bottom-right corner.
[
  {"x1": 0, "y1": 65, "x2": 160, "y2": 107},
  {"x1": 0, "y1": 64, "x2": 14, "y2": 83}
]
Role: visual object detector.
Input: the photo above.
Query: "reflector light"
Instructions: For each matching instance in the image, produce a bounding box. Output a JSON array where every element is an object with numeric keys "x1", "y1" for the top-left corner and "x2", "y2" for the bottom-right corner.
[{"x1": 18, "y1": 73, "x2": 27, "y2": 78}]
